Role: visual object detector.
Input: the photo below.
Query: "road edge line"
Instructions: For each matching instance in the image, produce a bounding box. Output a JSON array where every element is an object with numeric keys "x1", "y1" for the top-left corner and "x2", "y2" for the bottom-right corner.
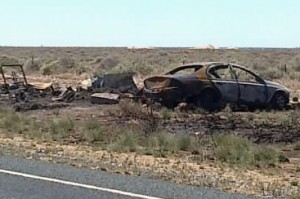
[{"x1": 0, "y1": 169, "x2": 163, "y2": 199}]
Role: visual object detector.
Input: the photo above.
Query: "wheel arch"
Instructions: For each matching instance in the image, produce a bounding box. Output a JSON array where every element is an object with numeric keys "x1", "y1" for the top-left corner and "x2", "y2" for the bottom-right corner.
[{"x1": 269, "y1": 89, "x2": 289, "y2": 104}]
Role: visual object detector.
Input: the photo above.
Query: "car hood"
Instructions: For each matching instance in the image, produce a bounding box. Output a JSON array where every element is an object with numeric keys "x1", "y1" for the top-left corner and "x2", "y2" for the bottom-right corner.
[{"x1": 264, "y1": 80, "x2": 290, "y2": 92}]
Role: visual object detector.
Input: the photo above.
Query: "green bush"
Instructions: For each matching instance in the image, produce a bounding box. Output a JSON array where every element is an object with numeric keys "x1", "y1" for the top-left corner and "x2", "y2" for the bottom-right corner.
[
  {"x1": 157, "y1": 131, "x2": 178, "y2": 153},
  {"x1": 50, "y1": 118, "x2": 74, "y2": 140},
  {"x1": 143, "y1": 136, "x2": 159, "y2": 155},
  {"x1": 0, "y1": 108, "x2": 30, "y2": 134},
  {"x1": 177, "y1": 134, "x2": 193, "y2": 151},
  {"x1": 85, "y1": 120, "x2": 101, "y2": 131},
  {"x1": 253, "y1": 146, "x2": 279, "y2": 165},
  {"x1": 215, "y1": 134, "x2": 253, "y2": 164},
  {"x1": 214, "y1": 134, "x2": 280, "y2": 166},
  {"x1": 84, "y1": 120, "x2": 105, "y2": 143},
  {"x1": 40, "y1": 64, "x2": 53, "y2": 75},
  {"x1": 113, "y1": 129, "x2": 140, "y2": 152},
  {"x1": 100, "y1": 57, "x2": 119, "y2": 68}
]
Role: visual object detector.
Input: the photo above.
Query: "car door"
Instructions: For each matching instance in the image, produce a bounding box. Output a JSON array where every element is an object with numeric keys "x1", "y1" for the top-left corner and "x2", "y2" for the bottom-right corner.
[
  {"x1": 207, "y1": 64, "x2": 239, "y2": 103},
  {"x1": 231, "y1": 65, "x2": 268, "y2": 106}
]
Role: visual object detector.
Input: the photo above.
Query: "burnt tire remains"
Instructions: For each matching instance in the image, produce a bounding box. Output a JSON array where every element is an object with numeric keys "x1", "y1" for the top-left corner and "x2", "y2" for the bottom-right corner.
[{"x1": 271, "y1": 92, "x2": 288, "y2": 110}]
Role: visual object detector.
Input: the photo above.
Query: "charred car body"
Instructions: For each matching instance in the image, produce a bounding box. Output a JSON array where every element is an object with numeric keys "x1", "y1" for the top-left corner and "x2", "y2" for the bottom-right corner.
[{"x1": 143, "y1": 62, "x2": 290, "y2": 111}]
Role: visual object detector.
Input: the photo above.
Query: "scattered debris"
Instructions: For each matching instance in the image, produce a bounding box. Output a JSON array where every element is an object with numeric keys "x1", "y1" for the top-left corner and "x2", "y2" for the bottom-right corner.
[
  {"x1": 29, "y1": 82, "x2": 53, "y2": 91},
  {"x1": 0, "y1": 64, "x2": 76, "y2": 108},
  {"x1": 0, "y1": 64, "x2": 142, "y2": 109},
  {"x1": 290, "y1": 97, "x2": 300, "y2": 110},
  {"x1": 90, "y1": 93, "x2": 120, "y2": 104},
  {"x1": 52, "y1": 87, "x2": 76, "y2": 102},
  {"x1": 90, "y1": 73, "x2": 138, "y2": 94}
]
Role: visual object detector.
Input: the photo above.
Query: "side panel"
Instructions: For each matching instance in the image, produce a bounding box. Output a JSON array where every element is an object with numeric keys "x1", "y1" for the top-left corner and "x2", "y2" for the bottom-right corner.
[
  {"x1": 211, "y1": 80, "x2": 239, "y2": 103},
  {"x1": 238, "y1": 81, "x2": 268, "y2": 105}
]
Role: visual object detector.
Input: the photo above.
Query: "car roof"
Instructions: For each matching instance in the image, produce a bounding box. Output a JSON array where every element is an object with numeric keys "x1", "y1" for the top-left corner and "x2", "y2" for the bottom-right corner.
[
  {"x1": 181, "y1": 62, "x2": 251, "y2": 70},
  {"x1": 181, "y1": 62, "x2": 224, "y2": 68}
]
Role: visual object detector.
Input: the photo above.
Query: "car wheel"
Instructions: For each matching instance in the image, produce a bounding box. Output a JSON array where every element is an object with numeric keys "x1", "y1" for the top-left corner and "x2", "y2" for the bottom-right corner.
[
  {"x1": 271, "y1": 93, "x2": 287, "y2": 110},
  {"x1": 195, "y1": 90, "x2": 221, "y2": 112}
]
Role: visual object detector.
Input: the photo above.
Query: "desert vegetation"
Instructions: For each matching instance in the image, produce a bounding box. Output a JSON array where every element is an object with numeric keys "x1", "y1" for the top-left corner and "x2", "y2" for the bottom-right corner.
[
  {"x1": 0, "y1": 47, "x2": 300, "y2": 79},
  {"x1": 0, "y1": 103, "x2": 300, "y2": 198}
]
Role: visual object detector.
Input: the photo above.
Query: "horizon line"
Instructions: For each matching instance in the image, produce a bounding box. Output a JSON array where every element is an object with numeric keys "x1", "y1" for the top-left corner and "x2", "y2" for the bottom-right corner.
[{"x1": 0, "y1": 45, "x2": 300, "y2": 49}]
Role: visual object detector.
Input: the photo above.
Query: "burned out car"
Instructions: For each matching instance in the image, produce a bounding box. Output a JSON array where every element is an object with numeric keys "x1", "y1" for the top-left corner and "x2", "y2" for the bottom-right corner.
[{"x1": 143, "y1": 62, "x2": 290, "y2": 111}]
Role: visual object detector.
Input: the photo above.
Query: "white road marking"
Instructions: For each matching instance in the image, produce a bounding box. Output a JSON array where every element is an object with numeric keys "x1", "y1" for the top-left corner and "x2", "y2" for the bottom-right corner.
[{"x1": 0, "y1": 169, "x2": 163, "y2": 199}]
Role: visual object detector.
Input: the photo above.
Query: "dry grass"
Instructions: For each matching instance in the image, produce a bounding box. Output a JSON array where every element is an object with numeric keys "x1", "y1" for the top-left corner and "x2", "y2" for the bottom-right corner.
[
  {"x1": 215, "y1": 134, "x2": 282, "y2": 167},
  {"x1": 0, "y1": 135, "x2": 299, "y2": 198},
  {"x1": 1, "y1": 47, "x2": 300, "y2": 78},
  {"x1": 0, "y1": 108, "x2": 284, "y2": 167}
]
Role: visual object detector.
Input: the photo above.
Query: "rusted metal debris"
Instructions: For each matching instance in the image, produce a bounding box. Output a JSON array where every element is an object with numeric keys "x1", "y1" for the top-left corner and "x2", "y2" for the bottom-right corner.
[
  {"x1": 89, "y1": 73, "x2": 138, "y2": 94},
  {"x1": 0, "y1": 64, "x2": 140, "y2": 108},
  {"x1": 52, "y1": 87, "x2": 76, "y2": 102},
  {"x1": 90, "y1": 93, "x2": 120, "y2": 104},
  {"x1": 143, "y1": 62, "x2": 291, "y2": 111},
  {"x1": 0, "y1": 64, "x2": 72, "y2": 106}
]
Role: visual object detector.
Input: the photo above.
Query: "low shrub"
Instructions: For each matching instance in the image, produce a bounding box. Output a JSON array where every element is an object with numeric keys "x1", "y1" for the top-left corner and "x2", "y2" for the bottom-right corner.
[
  {"x1": 215, "y1": 134, "x2": 253, "y2": 164},
  {"x1": 113, "y1": 129, "x2": 140, "y2": 152},
  {"x1": 215, "y1": 134, "x2": 280, "y2": 166},
  {"x1": 160, "y1": 108, "x2": 172, "y2": 120},
  {"x1": 50, "y1": 118, "x2": 74, "y2": 140},
  {"x1": 100, "y1": 57, "x2": 119, "y2": 68},
  {"x1": 84, "y1": 120, "x2": 105, "y2": 143},
  {"x1": 119, "y1": 100, "x2": 145, "y2": 118},
  {"x1": 0, "y1": 108, "x2": 30, "y2": 134},
  {"x1": 157, "y1": 131, "x2": 178, "y2": 154},
  {"x1": 177, "y1": 134, "x2": 194, "y2": 151}
]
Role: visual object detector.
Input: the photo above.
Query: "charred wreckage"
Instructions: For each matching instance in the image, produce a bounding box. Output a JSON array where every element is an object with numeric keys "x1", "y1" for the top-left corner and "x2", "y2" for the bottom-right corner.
[
  {"x1": 143, "y1": 62, "x2": 291, "y2": 111},
  {"x1": 0, "y1": 62, "x2": 293, "y2": 112}
]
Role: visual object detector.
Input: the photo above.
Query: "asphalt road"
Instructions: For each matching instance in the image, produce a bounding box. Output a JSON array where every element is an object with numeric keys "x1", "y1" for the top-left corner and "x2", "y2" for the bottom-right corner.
[{"x1": 0, "y1": 156, "x2": 258, "y2": 199}]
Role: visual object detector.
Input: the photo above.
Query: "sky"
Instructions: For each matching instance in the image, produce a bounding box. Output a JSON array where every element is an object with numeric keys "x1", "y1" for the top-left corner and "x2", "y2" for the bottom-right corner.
[{"x1": 0, "y1": 0, "x2": 299, "y2": 47}]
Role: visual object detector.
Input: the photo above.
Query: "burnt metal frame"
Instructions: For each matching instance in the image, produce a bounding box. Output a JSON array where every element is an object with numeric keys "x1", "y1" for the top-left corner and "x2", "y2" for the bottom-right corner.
[{"x1": 0, "y1": 64, "x2": 28, "y2": 87}]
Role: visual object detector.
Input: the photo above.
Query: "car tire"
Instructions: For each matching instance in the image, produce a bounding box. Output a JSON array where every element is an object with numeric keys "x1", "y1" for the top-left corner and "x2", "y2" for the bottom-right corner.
[
  {"x1": 195, "y1": 90, "x2": 221, "y2": 112},
  {"x1": 271, "y1": 92, "x2": 288, "y2": 110}
]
